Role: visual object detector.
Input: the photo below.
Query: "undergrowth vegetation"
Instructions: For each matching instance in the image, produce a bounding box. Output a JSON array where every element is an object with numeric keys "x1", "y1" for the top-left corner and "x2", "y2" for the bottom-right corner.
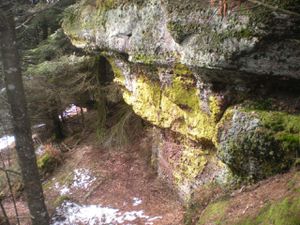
[
  {"x1": 37, "y1": 144, "x2": 62, "y2": 178},
  {"x1": 98, "y1": 102, "x2": 143, "y2": 148}
]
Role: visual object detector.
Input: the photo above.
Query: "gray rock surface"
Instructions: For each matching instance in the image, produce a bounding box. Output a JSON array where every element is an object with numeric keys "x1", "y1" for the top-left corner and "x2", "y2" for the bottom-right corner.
[{"x1": 63, "y1": 0, "x2": 300, "y2": 79}]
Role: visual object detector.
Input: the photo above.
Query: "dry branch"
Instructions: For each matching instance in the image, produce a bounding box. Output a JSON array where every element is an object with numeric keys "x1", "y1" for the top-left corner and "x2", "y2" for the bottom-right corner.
[{"x1": 247, "y1": 0, "x2": 300, "y2": 17}]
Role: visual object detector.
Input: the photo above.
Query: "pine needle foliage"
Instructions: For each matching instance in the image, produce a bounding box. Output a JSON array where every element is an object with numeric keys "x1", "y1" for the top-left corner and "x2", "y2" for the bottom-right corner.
[{"x1": 100, "y1": 102, "x2": 143, "y2": 149}]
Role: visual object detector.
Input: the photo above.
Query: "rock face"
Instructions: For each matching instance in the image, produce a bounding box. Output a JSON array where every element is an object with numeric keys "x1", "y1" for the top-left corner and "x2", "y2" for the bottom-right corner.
[
  {"x1": 63, "y1": 0, "x2": 300, "y2": 78},
  {"x1": 63, "y1": 0, "x2": 300, "y2": 199}
]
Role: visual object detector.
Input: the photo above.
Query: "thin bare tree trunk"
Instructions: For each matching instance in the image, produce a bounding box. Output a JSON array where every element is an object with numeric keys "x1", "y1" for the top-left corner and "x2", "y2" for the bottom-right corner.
[
  {"x1": 80, "y1": 107, "x2": 85, "y2": 128},
  {"x1": 0, "y1": 1, "x2": 50, "y2": 225},
  {"x1": 0, "y1": 200, "x2": 10, "y2": 225},
  {"x1": 0, "y1": 158, "x2": 20, "y2": 225}
]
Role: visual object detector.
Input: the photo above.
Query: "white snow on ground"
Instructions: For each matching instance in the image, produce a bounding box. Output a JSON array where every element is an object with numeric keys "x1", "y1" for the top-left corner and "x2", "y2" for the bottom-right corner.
[
  {"x1": 51, "y1": 201, "x2": 162, "y2": 225},
  {"x1": 50, "y1": 170, "x2": 163, "y2": 224},
  {"x1": 132, "y1": 197, "x2": 142, "y2": 206},
  {"x1": 0, "y1": 135, "x2": 15, "y2": 151},
  {"x1": 59, "y1": 104, "x2": 87, "y2": 120},
  {"x1": 54, "y1": 168, "x2": 96, "y2": 195},
  {"x1": 60, "y1": 186, "x2": 71, "y2": 195},
  {"x1": 73, "y1": 168, "x2": 96, "y2": 189},
  {"x1": 63, "y1": 104, "x2": 78, "y2": 117},
  {"x1": 55, "y1": 182, "x2": 71, "y2": 196},
  {"x1": 35, "y1": 145, "x2": 45, "y2": 156}
]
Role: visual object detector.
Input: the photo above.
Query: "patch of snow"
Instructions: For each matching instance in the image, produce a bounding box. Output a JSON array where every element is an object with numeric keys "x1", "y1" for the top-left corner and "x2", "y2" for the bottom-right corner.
[
  {"x1": 35, "y1": 145, "x2": 45, "y2": 156},
  {"x1": 51, "y1": 201, "x2": 162, "y2": 225},
  {"x1": 59, "y1": 104, "x2": 87, "y2": 120},
  {"x1": 72, "y1": 168, "x2": 96, "y2": 189},
  {"x1": 53, "y1": 168, "x2": 96, "y2": 196},
  {"x1": 60, "y1": 186, "x2": 71, "y2": 195},
  {"x1": 63, "y1": 104, "x2": 78, "y2": 117},
  {"x1": 148, "y1": 216, "x2": 163, "y2": 222},
  {"x1": 132, "y1": 197, "x2": 142, "y2": 206},
  {"x1": 33, "y1": 123, "x2": 46, "y2": 129},
  {"x1": 54, "y1": 182, "x2": 71, "y2": 195},
  {"x1": 54, "y1": 182, "x2": 60, "y2": 189},
  {"x1": 0, "y1": 135, "x2": 15, "y2": 151}
]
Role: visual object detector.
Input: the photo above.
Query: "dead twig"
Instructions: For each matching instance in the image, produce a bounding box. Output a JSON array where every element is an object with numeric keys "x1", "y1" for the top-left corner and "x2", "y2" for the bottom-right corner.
[
  {"x1": 247, "y1": 0, "x2": 300, "y2": 17},
  {"x1": 16, "y1": 1, "x2": 62, "y2": 30},
  {"x1": 0, "y1": 167, "x2": 21, "y2": 176}
]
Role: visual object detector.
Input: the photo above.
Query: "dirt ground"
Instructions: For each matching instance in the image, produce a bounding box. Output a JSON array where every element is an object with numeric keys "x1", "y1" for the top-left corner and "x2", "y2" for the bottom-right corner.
[{"x1": 222, "y1": 170, "x2": 300, "y2": 224}]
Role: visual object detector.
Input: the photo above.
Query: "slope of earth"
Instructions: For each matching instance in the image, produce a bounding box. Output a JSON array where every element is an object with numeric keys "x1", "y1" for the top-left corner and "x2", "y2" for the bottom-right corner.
[{"x1": 196, "y1": 169, "x2": 300, "y2": 225}]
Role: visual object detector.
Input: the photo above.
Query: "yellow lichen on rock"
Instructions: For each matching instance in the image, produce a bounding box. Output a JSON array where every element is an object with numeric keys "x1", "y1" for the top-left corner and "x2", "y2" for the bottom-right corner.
[
  {"x1": 209, "y1": 95, "x2": 222, "y2": 122},
  {"x1": 159, "y1": 94, "x2": 185, "y2": 128},
  {"x1": 105, "y1": 55, "x2": 126, "y2": 85},
  {"x1": 163, "y1": 75, "x2": 200, "y2": 112},
  {"x1": 173, "y1": 145, "x2": 208, "y2": 185},
  {"x1": 123, "y1": 76, "x2": 161, "y2": 124},
  {"x1": 109, "y1": 57, "x2": 222, "y2": 142}
]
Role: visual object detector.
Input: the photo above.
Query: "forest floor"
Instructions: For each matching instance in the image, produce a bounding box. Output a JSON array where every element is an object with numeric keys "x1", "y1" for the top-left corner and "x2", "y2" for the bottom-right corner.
[
  {"x1": 46, "y1": 133, "x2": 184, "y2": 225},
  {"x1": 2, "y1": 110, "x2": 300, "y2": 225},
  {"x1": 3, "y1": 111, "x2": 184, "y2": 225}
]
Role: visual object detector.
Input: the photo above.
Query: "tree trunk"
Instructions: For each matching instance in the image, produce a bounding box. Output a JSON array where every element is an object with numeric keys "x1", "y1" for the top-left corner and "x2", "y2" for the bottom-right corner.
[
  {"x1": 52, "y1": 112, "x2": 64, "y2": 140},
  {"x1": 41, "y1": 20, "x2": 48, "y2": 40},
  {"x1": 0, "y1": 2, "x2": 50, "y2": 225},
  {"x1": 49, "y1": 100, "x2": 64, "y2": 140}
]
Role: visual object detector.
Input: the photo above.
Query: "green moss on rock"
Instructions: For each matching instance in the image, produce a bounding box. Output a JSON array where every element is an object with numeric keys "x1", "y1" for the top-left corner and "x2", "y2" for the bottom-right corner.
[
  {"x1": 131, "y1": 54, "x2": 159, "y2": 65},
  {"x1": 37, "y1": 152, "x2": 59, "y2": 176},
  {"x1": 216, "y1": 104, "x2": 300, "y2": 181},
  {"x1": 167, "y1": 21, "x2": 199, "y2": 43},
  {"x1": 258, "y1": 111, "x2": 300, "y2": 154},
  {"x1": 197, "y1": 199, "x2": 230, "y2": 225},
  {"x1": 174, "y1": 145, "x2": 208, "y2": 185}
]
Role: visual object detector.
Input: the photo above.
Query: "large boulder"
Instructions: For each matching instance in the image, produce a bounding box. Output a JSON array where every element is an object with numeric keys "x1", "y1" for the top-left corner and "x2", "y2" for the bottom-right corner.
[{"x1": 216, "y1": 106, "x2": 300, "y2": 180}]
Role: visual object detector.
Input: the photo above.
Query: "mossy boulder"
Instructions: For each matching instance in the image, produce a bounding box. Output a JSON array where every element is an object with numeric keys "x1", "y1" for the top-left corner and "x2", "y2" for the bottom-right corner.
[
  {"x1": 216, "y1": 106, "x2": 300, "y2": 180},
  {"x1": 105, "y1": 53, "x2": 300, "y2": 195},
  {"x1": 37, "y1": 152, "x2": 60, "y2": 176}
]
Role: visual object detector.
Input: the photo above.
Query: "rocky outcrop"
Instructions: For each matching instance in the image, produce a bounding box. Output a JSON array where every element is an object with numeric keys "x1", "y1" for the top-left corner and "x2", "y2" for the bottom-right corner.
[
  {"x1": 63, "y1": 0, "x2": 300, "y2": 78},
  {"x1": 62, "y1": 0, "x2": 300, "y2": 199}
]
